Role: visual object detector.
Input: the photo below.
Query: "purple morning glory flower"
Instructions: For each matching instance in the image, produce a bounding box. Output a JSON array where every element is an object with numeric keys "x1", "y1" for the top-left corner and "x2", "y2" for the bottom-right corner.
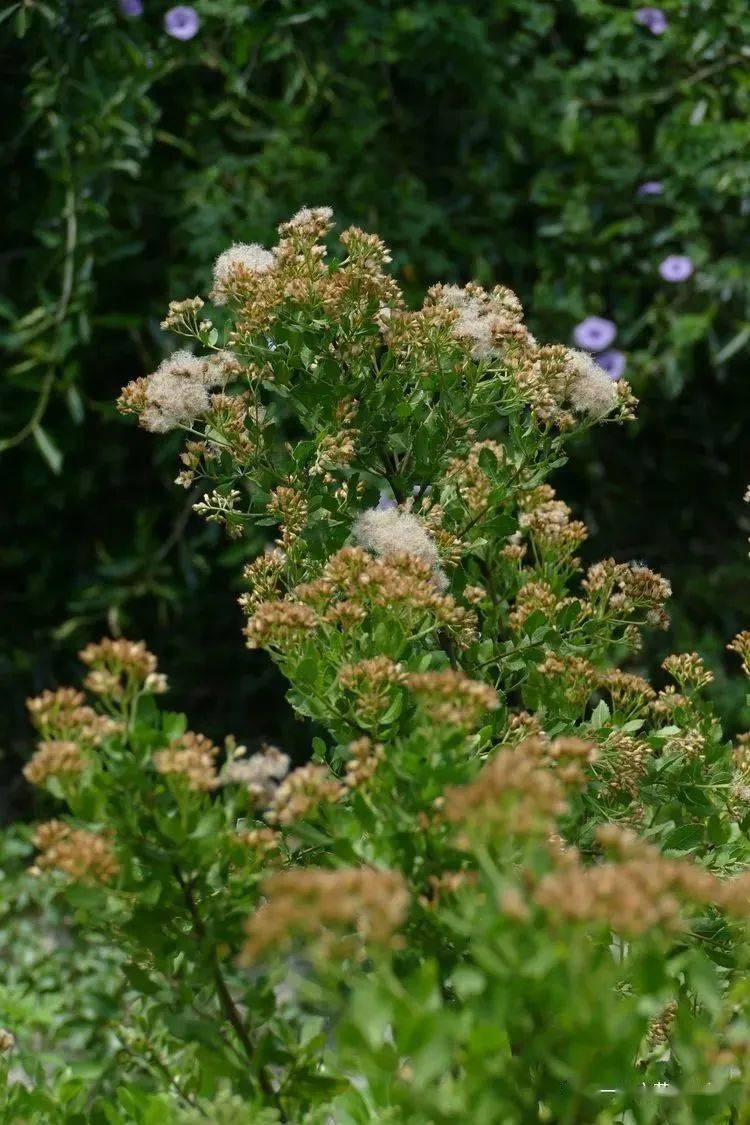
[
  {"x1": 637, "y1": 180, "x2": 663, "y2": 197},
  {"x1": 165, "y1": 5, "x2": 200, "y2": 39},
  {"x1": 119, "y1": 0, "x2": 143, "y2": 14},
  {"x1": 596, "y1": 350, "x2": 627, "y2": 381},
  {"x1": 573, "y1": 316, "x2": 617, "y2": 353},
  {"x1": 659, "y1": 255, "x2": 694, "y2": 282},
  {"x1": 634, "y1": 7, "x2": 668, "y2": 34}
]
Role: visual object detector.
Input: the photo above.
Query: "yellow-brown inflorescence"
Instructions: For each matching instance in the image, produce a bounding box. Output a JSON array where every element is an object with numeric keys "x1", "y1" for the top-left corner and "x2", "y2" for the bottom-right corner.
[
  {"x1": 662, "y1": 652, "x2": 714, "y2": 691},
  {"x1": 443, "y1": 737, "x2": 589, "y2": 839},
  {"x1": 240, "y1": 866, "x2": 409, "y2": 964},
  {"x1": 32, "y1": 821, "x2": 119, "y2": 884},
  {"x1": 728, "y1": 631, "x2": 750, "y2": 677},
  {"x1": 79, "y1": 637, "x2": 168, "y2": 699},
  {"x1": 23, "y1": 740, "x2": 85, "y2": 787},
  {"x1": 153, "y1": 732, "x2": 220, "y2": 791},
  {"x1": 406, "y1": 669, "x2": 499, "y2": 729},
  {"x1": 26, "y1": 687, "x2": 121, "y2": 745},
  {"x1": 245, "y1": 547, "x2": 478, "y2": 653}
]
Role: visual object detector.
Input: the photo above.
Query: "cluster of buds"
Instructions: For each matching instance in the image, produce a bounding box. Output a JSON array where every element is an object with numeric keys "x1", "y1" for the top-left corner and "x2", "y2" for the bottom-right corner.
[
  {"x1": 728, "y1": 631, "x2": 750, "y2": 677},
  {"x1": 153, "y1": 732, "x2": 220, "y2": 792},
  {"x1": 508, "y1": 580, "x2": 575, "y2": 633},
  {"x1": 26, "y1": 687, "x2": 121, "y2": 745},
  {"x1": 583, "y1": 558, "x2": 672, "y2": 629},
  {"x1": 598, "y1": 669, "x2": 655, "y2": 713},
  {"x1": 265, "y1": 763, "x2": 345, "y2": 826},
  {"x1": 338, "y1": 657, "x2": 406, "y2": 725},
  {"x1": 662, "y1": 652, "x2": 714, "y2": 691},
  {"x1": 444, "y1": 738, "x2": 577, "y2": 840},
  {"x1": 240, "y1": 865, "x2": 409, "y2": 964},
  {"x1": 31, "y1": 821, "x2": 119, "y2": 884},
  {"x1": 406, "y1": 669, "x2": 499, "y2": 729},
  {"x1": 23, "y1": 740, "x2": 85, "y2": 787},
  {"x1": 79, "y1": 638, "x2": 167, "y2": 700},
  {"x1": 267, "y1": 485, "x2": 308, "y2": 549}
]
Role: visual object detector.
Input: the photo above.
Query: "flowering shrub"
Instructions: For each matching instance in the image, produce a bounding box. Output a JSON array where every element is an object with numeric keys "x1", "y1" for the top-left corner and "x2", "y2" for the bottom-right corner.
[
  {"x1": 7, "y1": 210, "x2": 750, "y2": 1121},
  {"x1": 4, "y1": 0, "x2": 750, "y2": 791}
]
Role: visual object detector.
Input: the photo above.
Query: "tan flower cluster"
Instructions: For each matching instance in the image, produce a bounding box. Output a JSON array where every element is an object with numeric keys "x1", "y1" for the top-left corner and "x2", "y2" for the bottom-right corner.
[
  {"x1": 238, "y1": 548, "x2": 287, "y2": 613},
  {"x1": 406, "y1": 669, "x2": 499, "y2": 729},
  {"x1": 0, "y1": 1028, "x2": 15, "y2": 1053},
  {"x1": 26, "y1": 687, "x2": 121, "y2": 745},
  {"x1": 23, "y1": 740, "x2": 85, "y2": 787},
  {"x1": 160, "y1": 295, "x2": 205, "y2": 333},
  {"x1": 267, "y1": 485, "x2": 308, "y2": 549},
  {"x1": 599, "y1": 669, "x2": 655, "y2": 713},
  {"x1": 244, "y1": 600, "x2": 319, "y2": 652},
  {"x1": 443, "y1": 738, "x2": 573, "y2": 838},
  {"x1": 343, "y1": 736, "x2": 384, "y2": 788},
  {"x1": 204, "y1": 388, "x2": 258, "y2": 461},
  {"x1": 536, "y1": 652, "x2": 596, "y2": 708},
  {"x1": 646, "y1": 1001, "x2": 678, "y2": 1049},
  {"x1": 518, "y1": 496, "x2": 587, "y2": 555},
  {"x1": 339, "y1": 657, "x2": 406, "y2": 724},
  {"x1": 598, "y1": 730, "x2": 651, "y2": 797},
  {"x1": 662, "y1": 652, "x2": 714, "y2": 690},
  {"x1": 210, "y1": 243, "x2": 276, "y2": 305},
  {"x1": 175, "y1": 438, "x2": 219, "y2": 489},
  {"x1": 663, "y1": 729, "x2": 706, "y2": 762},
  {"x1": 316, "y1": 226, "x2": 403, "y2": 320},
  {"x1": 153, "y1": 732, "x2": 219, "y2": 791},
  {"x1": 79, "y1": 637, "x2": 167, "y2": 699},
  {"x1": 532, "y1": 825, "x2": 723, "y2": 937},
  {"x1": 583, "y1": 559, "x2": 671, "y2": 629},
  {"x1": 32, "y1": 820, "x2": 119, "y2": 884},
  {"x1": 235, "y1": 826, "x2": 281, "y2": 858},
  {"x1": 443, "y1": 439, "x2": 506, "y2": 516},
  {"x1": 728, "y1": 631, "x2": 750, "y2": 676},
  {"x1": 246, "y1": 547, "x2": 477, "y2": 652},
  {"x1": 376, "y1": 298, "x2": 465, "y2": 374},
  {"x1": 519, "y1": 734, "x2": 598, "y2": 787},
  {"x1": 240, "y1": 865, "x2": 409, "y2": 964},
  {"x1": 505, "y1": 710, "x2": 546, "y2": 743},
  {"x1": 265, "y1": 764, "x2": 345, "y2": 826},
  {"x1": 650, "y1": 685, "x2": 689, "y2": 720},
  {"x1": 508, "y1": 580, "x2": 573, "y2": 632}
]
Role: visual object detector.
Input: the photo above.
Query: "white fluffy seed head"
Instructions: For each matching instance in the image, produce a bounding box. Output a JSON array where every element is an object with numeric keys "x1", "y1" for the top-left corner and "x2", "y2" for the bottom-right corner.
[
  {"x1": 142, "y1": 350, "x2": 212, "y2": 432},
  {"x1": 353, "y1": 507, "x2": 447, "y2": 587},
  {"x1": 567, "y1": 349, "x2": 618, "y2": 417},
  {"x1": 211, "y1": 242, "x2": 276, "y2": 304}
]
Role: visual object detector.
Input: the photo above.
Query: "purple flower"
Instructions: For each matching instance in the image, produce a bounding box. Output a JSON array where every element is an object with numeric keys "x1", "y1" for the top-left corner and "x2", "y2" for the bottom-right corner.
[
  {"x1": 165, "y1": 5, "x2": 200, "y2": 39},
  {"x1": 119, "y1": 0, "x2": 143, "y2": 14},
  {"x1": 659, "y1": 255, "x2": 694, "y2": 282},
  {"x1": 573, "y1": 316, "x2": 617, "y2": 353},
  {"x1": 596, "y1": 350, "x2": 627, "y2": 381},
  {"x1": 634, "y1": 7, "x2": 668, "y2": 34},
  {"x1": 637, "y1": 180, "x2": 663, "y2": 197},
  {"x1": 377, "y1": 492, "x2": 397, "y2": 511}
]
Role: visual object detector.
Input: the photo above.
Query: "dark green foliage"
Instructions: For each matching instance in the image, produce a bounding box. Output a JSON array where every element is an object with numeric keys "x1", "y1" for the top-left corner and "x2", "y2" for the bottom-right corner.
[{"x1": 2, "y1": 0, "x2": 749, "y2": 807}]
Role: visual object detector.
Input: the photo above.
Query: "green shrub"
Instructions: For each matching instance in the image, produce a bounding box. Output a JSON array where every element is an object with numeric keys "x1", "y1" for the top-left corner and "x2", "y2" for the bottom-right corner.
[
  {"x1": 5, "y1": 210, "x2": 750, "y2": 1121},
  {"x1": 3, "y1": 0, "x2": 749, "y2": 798}
]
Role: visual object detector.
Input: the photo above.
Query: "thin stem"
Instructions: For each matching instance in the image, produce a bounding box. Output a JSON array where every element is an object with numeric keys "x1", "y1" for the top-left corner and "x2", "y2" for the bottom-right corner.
[{"x1": 172, "y1": 865, "x2": 278, "y2": 1103}]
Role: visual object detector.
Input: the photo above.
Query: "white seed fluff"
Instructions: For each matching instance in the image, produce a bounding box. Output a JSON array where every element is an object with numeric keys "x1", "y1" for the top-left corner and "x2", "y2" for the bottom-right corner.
[
  {"x1": 567, "y1": 348, "x2": 618, "y2": 417},
  {"x1": 353, "y1": 507, "x2": 446, "y2": 587},
  {"x1": 211, "y1": 242, "x2": 276, "y2": 304}
]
